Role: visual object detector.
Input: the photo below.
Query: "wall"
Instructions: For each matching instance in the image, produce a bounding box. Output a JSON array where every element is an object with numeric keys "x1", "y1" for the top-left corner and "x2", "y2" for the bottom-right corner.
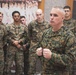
[{"x1": 44, "y1": 0, "x2": 66, "y2": 22}]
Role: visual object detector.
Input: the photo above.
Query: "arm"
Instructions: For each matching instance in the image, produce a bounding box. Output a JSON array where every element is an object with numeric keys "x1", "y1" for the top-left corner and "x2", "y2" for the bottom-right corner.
[
  {"x1": 50, "y1": 35, "x2": 76, "y2": 67},
  {"x1": 38, "y1": 29, "x2": 76, "y2": 68},
  {"x1": 28, "y1": 23, "x2": 33, "y2": 40}
]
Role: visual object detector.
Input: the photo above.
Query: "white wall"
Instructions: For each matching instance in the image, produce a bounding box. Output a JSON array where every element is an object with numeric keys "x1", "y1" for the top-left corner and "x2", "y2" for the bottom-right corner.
[{"x1": 44, "y1": 0, "x2": 67, "y2": 22}]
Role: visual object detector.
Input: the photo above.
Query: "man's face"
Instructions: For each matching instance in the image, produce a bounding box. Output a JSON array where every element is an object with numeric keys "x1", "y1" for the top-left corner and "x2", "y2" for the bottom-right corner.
[
  {"x1": 20, "y1": 18, "x2": 26, "y2": 25},
  {"x1": 0, "y1": 14, "x2": 3, "y2": 22},
  {"x1": 36, "y1": 11, "x2": 44, "y2": 22},
  {"x1": 64, "y1": 8, "x2": 71, "y2": 18},
  {"x1": 13, "y1": 13, "x2": 20, "y2": 22},
  {"x1": 50, "y1": 8, "x2": 64, "y2": 27}
]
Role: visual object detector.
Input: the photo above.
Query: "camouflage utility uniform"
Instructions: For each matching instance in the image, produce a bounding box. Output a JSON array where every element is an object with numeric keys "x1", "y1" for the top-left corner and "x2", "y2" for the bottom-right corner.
[
  {"x1": 28, "y1": 20, "x2": 50, "y2": 74},
  {"x1": 29, "y1": 26, "x2": 76, "y2": 75},
  {"x1": 63, "y1": 18, "x2": 76, "y2": 36},
  {"x1": 0, "y1": 23, "x2": 7, "y2": 75},
  {"x1": 6, "y1": 23, "x2": 29, "y2": 75},
  {"x1": 28, "y1": 20, "x2": 49, "y2": 73},
  {"x1": 28, "y1": 20, "x2": 50, "y2": 48},
  {"x1": 64, "y1": 18, "x2": 76, "y2": 75}
]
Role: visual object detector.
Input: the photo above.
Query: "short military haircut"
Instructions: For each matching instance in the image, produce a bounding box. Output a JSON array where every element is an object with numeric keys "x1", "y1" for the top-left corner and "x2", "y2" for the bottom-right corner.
[
  {"x1": 52, "y1": 6, "x2": 65, "y2": 16},
  {"x1": 63, "y1": 6, "x2": 71, "y2": 10},
  {"x1": 0, "y1": 12, "x2": 3, "y2": 16},
  {"x1": 20, "y1": 16, "x2": 26, "y2": 19},
  {"x1": 12, "y1": 11, "x2": 20, "y2": 16}
]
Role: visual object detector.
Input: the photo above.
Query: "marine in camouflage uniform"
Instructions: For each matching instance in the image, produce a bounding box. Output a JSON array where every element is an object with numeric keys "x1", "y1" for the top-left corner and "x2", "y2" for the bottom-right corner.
[
  {"x1": 29, "y1": 26, "x2": 76, "y2": 75},
  {"x1": 28, "y1": 7, "x2": 76, "y2": 75},
  {"x1": 63, "y1": 18, "x2": 76, "y2": 36},
  {"x1": 28, "y1": 9, "x2": 50, "y2": 74},
  {"x1": 63, "y1": 5, "x2": 76, "y2": 36},
  {"x1": 20, "y1": 16, "x2": 29, "y2": 75},
  {"x1": 6, "y1": 11, "x2": 29, "y2": 75},
  {"x1": 28, "y1": 20, "x2": 50, "y2": 48},
  {"x1": 0, "y1": 12, "x2": 7, "y2": 75},
  {"x1": 63, "y1": 19, "x2": 76, "y2": 75},
  {"x1": 63, "y1": 6, "x2": 76, "y2": 75}
]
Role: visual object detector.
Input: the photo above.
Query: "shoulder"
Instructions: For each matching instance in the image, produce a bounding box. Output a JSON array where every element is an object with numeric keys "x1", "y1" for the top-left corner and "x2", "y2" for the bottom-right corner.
[
  {"x1": 28, "y1": 20, "x2": 37, "y2": 29},
  {"x1": 62, "y1": 26, "x2": 75, "y2": 38},
  {"x1": 43, "y1": 27, "x2": 52, "y2": 36},
  {"x1": 28, "y1": 20, "x2": 37, "y2": 26},
  {"x1": 0, "y1": 23, "x2": 7, "y2": 30},
  {"x1": 43, "y1": 21, "x2": 50, "y2": 28},
  {"x1": 20, "y1": 23, "x2": 25, "y2": 28},
  {"x1": 0, "y1": 23, "x2": 5, "y2": 27},
  {"x1": 71, "y1": 18, "x2": 76, "y2": 21},
  {"x1": 6, "y1": 23, "x2": 13, "y2": 27},
  {"x1": 6, "y1": 23, "x2": 14, "y2": 31},
  {"x1": 43, "y1": 20, "x2": 49, "y2": 24},
  {"x1": 70, "y1": 18, "x2": 76, "y2": 23}
]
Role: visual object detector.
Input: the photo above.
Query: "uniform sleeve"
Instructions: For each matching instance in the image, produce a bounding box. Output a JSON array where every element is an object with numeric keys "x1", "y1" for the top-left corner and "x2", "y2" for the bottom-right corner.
[
  {"x1": 6, "y1": 25, "x2": 14, "y2": 44},
  {"x1": 3, "y1": 25, "x2": 8, "y2": 45},
  {"x1": 28, "y1": 23, "x2": 33, "y2": 40},
  {"x1": 50, "y1": 34, "x2": 76, "y2": 68},
  {"x1": 19, "y1": 26, "x2": 29, "y2": 44},
  {"x1": 73, "y1": 20, "x2": 76, "y2": 37}
]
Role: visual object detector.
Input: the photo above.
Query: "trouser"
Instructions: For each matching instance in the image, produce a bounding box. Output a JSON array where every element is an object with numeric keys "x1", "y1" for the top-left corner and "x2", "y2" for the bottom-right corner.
[
  {"x1": 24, "y1": 50, "x2": 29, "y2": 75},
  {"x1": 72, "y1": 60, "x2": 76, "y2": 75},
  {"x1": 6, "y1": 46, "x2": 24, "y2": 75},
  {"x1": 0, "y1": 51, "x2": 4, "y2": 75}
]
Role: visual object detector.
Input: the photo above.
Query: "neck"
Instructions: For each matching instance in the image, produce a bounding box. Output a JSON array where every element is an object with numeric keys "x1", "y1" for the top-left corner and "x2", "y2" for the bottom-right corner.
[
  {"x1": 37, "y1": 20, "x2": 44, "y2": 23},
  {"x1": 52, "y1": 24, "x2": 63, "y2": 32},
  {"x1": 65, "y1": 16, "x2": 71, "y2": 20},
  {"x1": 14, "y1": 21, "x2": 20, "y2": 25}
]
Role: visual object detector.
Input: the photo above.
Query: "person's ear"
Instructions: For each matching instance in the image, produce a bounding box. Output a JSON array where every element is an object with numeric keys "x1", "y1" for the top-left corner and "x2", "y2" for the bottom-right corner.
[{"x1": 62, "y1": 16, "x2": 65, "y2": 20}]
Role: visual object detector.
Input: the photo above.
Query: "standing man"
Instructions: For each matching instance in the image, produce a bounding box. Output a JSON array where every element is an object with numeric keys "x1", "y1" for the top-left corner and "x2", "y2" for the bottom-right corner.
[
  {"x1": 28, "y1": 6, "x2": 76, "y2": 75},
  {"x1": 6, "y1": 11, "x2": 29, "y2": 75},
  {"x1": 63, "y1": 6, "x2": 76, "y2": 36},
  {"x1": 63, "y1": 5, "x2": 76, "y2": 75},
  {"x1": 20, "y1": 16, "x2": 27, "y2": 26},
  {"x1": 0, "y1": 12, "x2": 7, "y2": 75},
  {"x1": 28, "y1": 9, "x2": 50, "y2": 74},
  {"x1": 28, "y1": 9, "x2": 50, "y2": 48},
  {"x1": 20, "y1": 16, "x2": 28, "y2": 32},
  {"x1": 20, "y1": 15, "x2": 29, "y2": 75}
]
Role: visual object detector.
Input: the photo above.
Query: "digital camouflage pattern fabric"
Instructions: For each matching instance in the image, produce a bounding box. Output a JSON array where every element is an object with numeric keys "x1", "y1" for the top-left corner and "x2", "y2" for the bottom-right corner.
[
  {"x1": 6, "y1": 23, "x2": 29, "y2": 75},
  {"x1": 28, "y1": 20, "x2": 50, "y2": 48},
  {"x1": 63, "y1": 18, "x2": 76, "y2": 36},
  {"x1": 0, "y1": 23, "x2": 7, "y2": 75},
  {"x1": 28, "y1": 20, "x2": 50, "y2": 74},
  {"x1": 63, "y1": 18, "x2": 76, "y2": 75},
  {"x1": 28, "y1": 26, "x2": 76, "y2": 75}
]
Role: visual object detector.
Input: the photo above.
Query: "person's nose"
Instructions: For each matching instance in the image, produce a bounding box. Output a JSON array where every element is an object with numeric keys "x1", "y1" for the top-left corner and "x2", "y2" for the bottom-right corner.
[{"x1": 50, "y1": 16, "x2": 54, "y2": 20}]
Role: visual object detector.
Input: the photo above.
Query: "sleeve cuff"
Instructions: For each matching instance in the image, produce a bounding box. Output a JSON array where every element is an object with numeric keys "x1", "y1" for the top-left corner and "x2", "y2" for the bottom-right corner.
[{"x1": 49, "y1": 53, "x2": 56, "y2": 64}]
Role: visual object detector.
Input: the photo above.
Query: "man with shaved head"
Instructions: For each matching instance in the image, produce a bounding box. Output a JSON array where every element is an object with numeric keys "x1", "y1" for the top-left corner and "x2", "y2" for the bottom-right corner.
[
  {"x1": 28, "y1": 7, "x2": 76, "y2": 75},
  {"x1": 28, "y1": 9, "x2": 50, "y2": 47},
  {"x1": 28, "y1": 9, "x2": 50, "y2": 74}
]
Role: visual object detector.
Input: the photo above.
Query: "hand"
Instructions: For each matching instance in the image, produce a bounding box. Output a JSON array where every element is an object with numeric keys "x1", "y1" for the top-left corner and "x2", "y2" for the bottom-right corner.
[
  {"x1": 43, "y1": 48, "x2": 52, "y2": 59},
  {"x1": 13, "y1": 41, "x2": 19, "y2": 46},
  {"x1": 23, "y1": 44, "x2": 26, "y2": 50},
  {"x1": 16, "y1": 44, "x2": 22, "y2": 48},
  {"x1": 36, "y1": 47, "x2": 43, "y2": 56}
]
